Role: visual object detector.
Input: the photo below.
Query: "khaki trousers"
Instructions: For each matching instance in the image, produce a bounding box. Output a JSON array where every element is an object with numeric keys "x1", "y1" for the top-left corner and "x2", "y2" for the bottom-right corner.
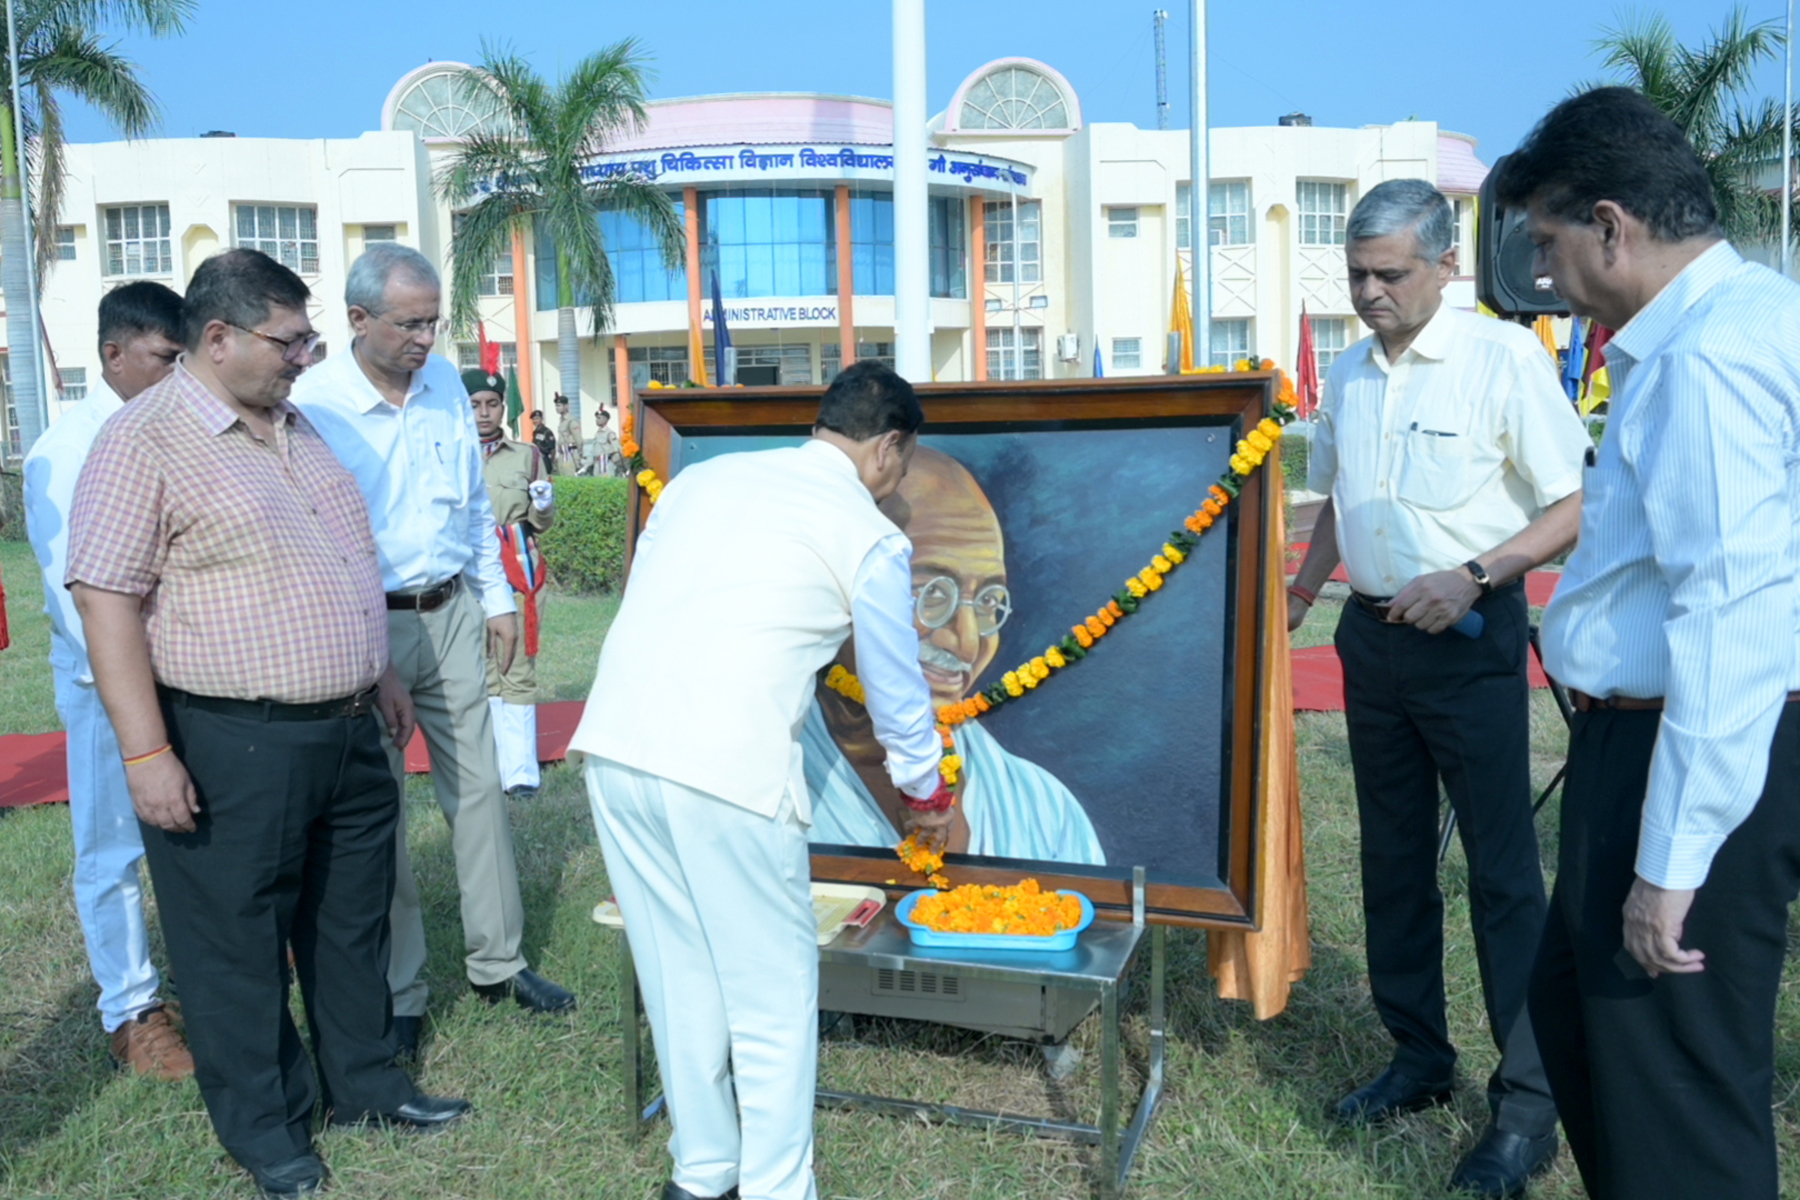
[{"x1": 386, "y1": 583, "x2": 527, "y2": 1015}]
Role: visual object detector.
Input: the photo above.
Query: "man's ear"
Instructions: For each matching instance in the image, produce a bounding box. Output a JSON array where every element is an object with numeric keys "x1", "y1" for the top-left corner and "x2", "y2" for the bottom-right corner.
[
  {"x1": 1591, "y1": 200, "x2": 1627, "y2": 260},
  {"x1": 100, "y1": 340, "x2": 123, "y2": 374}
]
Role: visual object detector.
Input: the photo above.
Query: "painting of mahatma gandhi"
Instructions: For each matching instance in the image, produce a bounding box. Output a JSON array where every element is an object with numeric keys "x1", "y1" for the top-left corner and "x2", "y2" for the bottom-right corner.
[{"x1": 670, "y1": 421, "x2": 1238, "y2": 885}]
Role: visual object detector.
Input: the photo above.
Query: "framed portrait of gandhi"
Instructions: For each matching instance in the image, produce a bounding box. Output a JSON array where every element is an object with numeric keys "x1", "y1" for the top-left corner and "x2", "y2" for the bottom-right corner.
[{"x1": 631, "y1": 373, "x2": 1280, "y2": 930}]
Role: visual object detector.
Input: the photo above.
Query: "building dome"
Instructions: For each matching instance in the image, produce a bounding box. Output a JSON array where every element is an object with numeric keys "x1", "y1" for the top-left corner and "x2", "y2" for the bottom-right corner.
[
  {"x1": 383, "y1": 62, "x2": 511, "y2": 142},
  {"x1": 945, "y1": 59, "x2": 1081, "y2": 135}
]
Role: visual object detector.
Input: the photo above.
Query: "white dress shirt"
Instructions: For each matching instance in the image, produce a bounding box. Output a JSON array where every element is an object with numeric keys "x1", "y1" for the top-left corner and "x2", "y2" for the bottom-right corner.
[
  {"x1": 23, "y1": 379, "x2": 127, "y2": 681},
  {"x1": 1308, "y1": 303, "x2": 1589, "y2": 597},
  {"x1": 1541, "y1": 242, "x2": 1800, "y2": 890},
  {"x1": 290, "y1": 345, "x2": 514, "y2": 618}
]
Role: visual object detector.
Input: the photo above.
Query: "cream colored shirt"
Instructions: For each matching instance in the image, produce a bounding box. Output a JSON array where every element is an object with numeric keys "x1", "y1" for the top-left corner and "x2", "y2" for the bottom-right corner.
[{"x1": 1307, "y1": 303, "x2": 1588, "y2": 597}]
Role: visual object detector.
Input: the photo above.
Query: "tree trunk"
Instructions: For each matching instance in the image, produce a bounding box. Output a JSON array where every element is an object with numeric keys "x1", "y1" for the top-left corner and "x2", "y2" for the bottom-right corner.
[
  {"x1": 557, "y1": 306, "x2": 580, "y2": 425},
  {"x1": 0, "y1": 103, "x2": 42, "y2": 457}
]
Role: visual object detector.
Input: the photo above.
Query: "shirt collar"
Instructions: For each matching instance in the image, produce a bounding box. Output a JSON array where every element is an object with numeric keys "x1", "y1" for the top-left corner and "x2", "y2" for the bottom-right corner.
[
  {"x1": 348, "y1": 339, "x2": 426, "y2": 413},
  {"x1": 1607, "y1": 239, "x2": 1740, "y2": 367},
  {"x1": 173, "y1": 358, "x2": 299, "y2": 437},
  {"x1": 804, "y1": 435, "x2": 867, "y2": 489},
  {"x1": 1371, "y1": 300, "x2": 1454, "y2": 370}
]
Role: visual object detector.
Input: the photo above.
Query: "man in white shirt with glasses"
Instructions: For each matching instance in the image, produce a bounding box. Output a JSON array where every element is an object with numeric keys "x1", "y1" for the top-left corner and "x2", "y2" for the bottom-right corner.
[{"x1": 293, "y1": 245, "x2": 574, "y2": 1061}]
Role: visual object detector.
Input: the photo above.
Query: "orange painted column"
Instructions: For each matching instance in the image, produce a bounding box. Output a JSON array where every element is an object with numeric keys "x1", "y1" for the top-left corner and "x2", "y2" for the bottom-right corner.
[
  {"x1": 510, "y1": 225, "x2": 536, "y2": 436},
  {"x1": 969, "y1": 196, "x2": 987, "y2": 382},
  {"x1": 683, "y1": 186, "x2": 706, "y2": 385},
  {"x1": 835, "y1": 184, "x2": 856, "y2": 373},
  {"x1": 614, "y1": 333, "x2": 632, "y2": 417}
]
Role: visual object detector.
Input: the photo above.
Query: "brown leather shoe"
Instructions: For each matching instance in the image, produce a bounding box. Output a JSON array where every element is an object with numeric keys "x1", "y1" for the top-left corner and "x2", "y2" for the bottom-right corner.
[{"x1": 109, "y1": 1003, "x2": 195, "y2": 1081}]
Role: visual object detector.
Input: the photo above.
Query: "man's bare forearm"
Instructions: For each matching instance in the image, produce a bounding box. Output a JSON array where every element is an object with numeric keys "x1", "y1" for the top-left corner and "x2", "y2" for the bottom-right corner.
[
  {"x1": 1292, "y1": 498, "x2": 1341, "y2": 594},
  {"x1": 1474, "y1": 490, "x2": 1582, "y2": 588},
  {"x1": 72, "y1": 584, "x2": 167, "y2": 757}
]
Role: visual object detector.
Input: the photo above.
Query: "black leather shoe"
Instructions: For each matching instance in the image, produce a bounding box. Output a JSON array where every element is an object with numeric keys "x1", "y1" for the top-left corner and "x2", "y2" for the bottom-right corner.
[
  {"x1": 1331, "y1": 1066, "x2": 1454, "y2": 1127},
  {"x1": 473, "y1": 967, "x2": 576, "y2": 1014},
  {"x1": 661, "y1": 1183, "x2": 740, "y2": 1200},
  {"x1": 1449, "y1": 1124, "x2": 1559, "y2": 1198},
  {"x1": 330, "y1": 1093, "x2": 471, "y2": 1131},
  {"x1": 392, "y1": 1015, "x2": 421, "y2": 1060},
  {"x1": 250, "y1": 1152, "x2": 328, "y2": 1198}
]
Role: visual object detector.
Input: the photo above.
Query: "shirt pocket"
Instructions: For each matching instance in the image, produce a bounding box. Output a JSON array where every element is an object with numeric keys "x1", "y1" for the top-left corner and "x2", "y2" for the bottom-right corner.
[{"x1": 1397, "y1": 431, "x2": 1475, "y2": 512}]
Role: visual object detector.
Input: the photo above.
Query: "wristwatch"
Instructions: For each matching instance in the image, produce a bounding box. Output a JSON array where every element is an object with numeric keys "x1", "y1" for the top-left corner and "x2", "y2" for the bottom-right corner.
[{"x1": 1463, "y1": 559, "x2": 1494, "y2": 595}]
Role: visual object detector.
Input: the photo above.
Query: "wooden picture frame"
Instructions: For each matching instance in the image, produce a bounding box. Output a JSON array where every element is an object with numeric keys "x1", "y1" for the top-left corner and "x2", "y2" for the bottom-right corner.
[{"x1": 631, "y1": 372, "x2": 1278, "y2": 930}]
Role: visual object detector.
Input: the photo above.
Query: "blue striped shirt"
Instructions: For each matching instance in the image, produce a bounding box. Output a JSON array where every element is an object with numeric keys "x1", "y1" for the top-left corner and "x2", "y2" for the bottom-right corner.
[{"x1": 1541, "y1": 242, "x2": 1800, "y2": 889}]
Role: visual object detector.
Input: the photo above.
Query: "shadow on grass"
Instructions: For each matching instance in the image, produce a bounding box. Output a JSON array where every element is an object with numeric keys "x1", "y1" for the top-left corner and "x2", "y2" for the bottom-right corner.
[{"x1": 0, "y1": 983, "x2": 110, "y2": 1184}]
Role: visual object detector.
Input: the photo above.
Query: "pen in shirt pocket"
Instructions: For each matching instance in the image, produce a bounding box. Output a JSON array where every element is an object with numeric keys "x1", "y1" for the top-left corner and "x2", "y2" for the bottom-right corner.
[{"x1": 1408, "y1": 421, "x2": 1458, "y2": 437}]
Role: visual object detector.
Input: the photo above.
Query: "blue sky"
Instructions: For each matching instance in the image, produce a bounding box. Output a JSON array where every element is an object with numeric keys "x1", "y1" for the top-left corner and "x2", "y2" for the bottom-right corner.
[{"x1": 62, "y1": 1, "x2": 1796, "y2": 166}]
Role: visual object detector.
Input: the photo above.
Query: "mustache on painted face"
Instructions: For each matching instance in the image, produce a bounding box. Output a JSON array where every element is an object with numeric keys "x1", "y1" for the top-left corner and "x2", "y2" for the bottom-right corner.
[{"x1": 917, "y1": 640, "x2": 974, "y2": 674}]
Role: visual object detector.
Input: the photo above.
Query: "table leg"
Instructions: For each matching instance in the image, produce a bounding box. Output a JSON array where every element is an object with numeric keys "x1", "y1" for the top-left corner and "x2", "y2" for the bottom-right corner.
[
  {"x1": 619, "y1": 932, "x2": 644, "y2": 1139},
  {"x1": 1099, "y1": 979, "x2": 1121, "y2": 1200}
]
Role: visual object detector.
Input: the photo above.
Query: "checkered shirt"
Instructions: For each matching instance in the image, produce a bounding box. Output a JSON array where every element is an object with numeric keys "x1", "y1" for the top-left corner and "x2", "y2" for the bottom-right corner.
[{"x1": 66, "y1": 361, "x2": 389, "y2": 703}]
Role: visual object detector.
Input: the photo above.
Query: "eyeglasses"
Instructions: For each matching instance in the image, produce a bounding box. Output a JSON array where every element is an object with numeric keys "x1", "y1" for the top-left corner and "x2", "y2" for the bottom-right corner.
[
  {"x1": 229, "y1": 322, "x2": 321, "y2": 363},
  {"x1": 914, "y1": 576, "x2": 1011, "y2": 636},
  {"x1": 372, "y1": 313, "x2": 448, "y2": 337}
]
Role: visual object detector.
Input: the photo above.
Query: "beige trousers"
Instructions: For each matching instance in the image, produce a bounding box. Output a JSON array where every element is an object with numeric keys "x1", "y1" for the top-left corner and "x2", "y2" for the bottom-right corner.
[{"x1": 386, "y1": 583, "x2": 527, "y2": 1015}]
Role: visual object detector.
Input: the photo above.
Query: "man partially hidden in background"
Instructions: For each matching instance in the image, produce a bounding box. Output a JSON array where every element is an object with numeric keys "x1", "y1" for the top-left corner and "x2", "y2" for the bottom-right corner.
[
  {"x1": 570, "y1": 362, "x2": 948, "y2": 1200},
  {"x1": 467, "y1": 368, "x2": 556, "y2": 798},
  {"x1": 1288, "y1": 179, "x2": 1589, "y2": 1197},
  {"x1": 804, "y1": 446, "x2": 1103, "y2": 864},
  {"x1": 24, "y1": 281, "x2": 192, "y2": 1079}
]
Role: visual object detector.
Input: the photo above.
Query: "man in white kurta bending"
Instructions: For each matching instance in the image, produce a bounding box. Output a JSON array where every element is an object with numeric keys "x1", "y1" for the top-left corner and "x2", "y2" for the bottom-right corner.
[{"x1": 570, "y1": 362, "x2": 948, "y2": 1200}]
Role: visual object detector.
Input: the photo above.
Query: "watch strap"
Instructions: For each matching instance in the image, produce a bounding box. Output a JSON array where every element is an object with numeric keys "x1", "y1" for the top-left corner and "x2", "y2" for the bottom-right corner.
[{"x1": 1463, "y1": 559, "x2": 1494, "y2": 595}]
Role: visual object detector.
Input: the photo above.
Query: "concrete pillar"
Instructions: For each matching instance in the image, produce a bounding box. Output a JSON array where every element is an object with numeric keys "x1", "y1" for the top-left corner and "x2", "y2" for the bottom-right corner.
[{"x1": 892, "y1": 0, "x2": 930, "y2": 381}]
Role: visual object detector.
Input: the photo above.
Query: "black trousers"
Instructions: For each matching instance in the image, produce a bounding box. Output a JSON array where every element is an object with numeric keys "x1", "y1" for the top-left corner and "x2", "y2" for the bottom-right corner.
[
  {"x1": 1530, "y1": 704, "x2": 1800, "y2": 1199},
  {"x1": 139, "y1": 692, "x2": 416, "y2": 1171},
  {"x1": 1334, "y1": 581, "x2": 1556, "y2": 1132}
]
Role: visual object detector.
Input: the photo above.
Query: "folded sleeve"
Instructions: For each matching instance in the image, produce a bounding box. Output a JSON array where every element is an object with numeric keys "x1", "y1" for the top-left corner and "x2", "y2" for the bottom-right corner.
[
  {"x1": 850, "y1": 532, "x2": 943, "y2": 800},
  {"x1": 65, "y1": 432, "x2": 167, "y2": 598}
]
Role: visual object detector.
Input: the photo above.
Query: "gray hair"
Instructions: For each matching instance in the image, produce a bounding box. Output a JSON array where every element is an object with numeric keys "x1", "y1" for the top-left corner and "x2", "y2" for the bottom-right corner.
[
  {"x1": 1346, "y1": 179, "x2": 1453, "y2": 260},
  {"x1": 345, "y1": 242, "x2": 440, "y2": 313}
]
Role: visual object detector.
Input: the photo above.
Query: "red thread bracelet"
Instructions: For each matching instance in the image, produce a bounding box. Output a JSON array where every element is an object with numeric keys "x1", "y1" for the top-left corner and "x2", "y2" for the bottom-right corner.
[
  {"x1": 1288, "y1": 583, "x2": 1318, "y2": 606},
  {"x1": 903, "y1": 779, "x2": 956, "y2": 813}
]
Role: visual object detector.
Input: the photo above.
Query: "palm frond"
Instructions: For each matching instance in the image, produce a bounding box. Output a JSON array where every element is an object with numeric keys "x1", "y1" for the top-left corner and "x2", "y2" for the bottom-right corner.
[
  {"x1": 1595, "y1": 11, "x2": 1679, "y2": 105},
  {"x1": 21, "y1": 0, "x2": 191, "y2": 39},
  {"x1": 30, "y1": 79, "x2": 65, "y2": 287},
  {"x1": 23, "y1": 25, "x2": 158, "y2": 135},
  {"x1": 445, "y1": 192, "x2": 533, "y2": 335},
  {"x1": 590, "y1": 174, "x2": 684, "y2": 273}
]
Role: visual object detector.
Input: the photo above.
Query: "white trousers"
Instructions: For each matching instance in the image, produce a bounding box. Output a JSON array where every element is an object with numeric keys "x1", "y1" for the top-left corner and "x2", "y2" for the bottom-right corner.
[
  {"x1": 487, "y1": 697, "x2": 541, "y2": 791},
  {"x1": 586, "y1": 758, "x2": 819, "y2": 1200},
  {"x1": 53, "y1": 668, "x2": 160, "y2": 1031}
]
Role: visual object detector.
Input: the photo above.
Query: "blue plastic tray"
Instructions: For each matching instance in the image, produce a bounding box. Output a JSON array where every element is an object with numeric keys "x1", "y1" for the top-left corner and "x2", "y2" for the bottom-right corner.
[{"x1": 894, "y1": 888, "x2": 1095, "y2": 952}]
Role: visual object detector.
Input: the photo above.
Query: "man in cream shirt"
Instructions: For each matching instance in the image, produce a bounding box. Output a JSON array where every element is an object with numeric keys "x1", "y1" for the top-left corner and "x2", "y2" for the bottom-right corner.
[
  {"x1": 572, "y1": 362, "x2": 947, "y2": 1200},
  {"x1": 1287, "y1": 180, "x2": 1589, "y2": 1197}
]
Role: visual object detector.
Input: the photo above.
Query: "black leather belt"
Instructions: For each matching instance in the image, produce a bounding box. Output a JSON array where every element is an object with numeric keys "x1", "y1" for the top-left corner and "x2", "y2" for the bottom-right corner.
[
  {"x1": 386, "y1": 576, "x2": 460, "y2": 612},
  {"x1": 1350, "y1": 591, "x2": 1396, "y2": 622},
  {"x1": 159, "y1": 685, "x2": 380, "y2": 723},
  {"x1": 1569, "y1": 689, "x2": 1800, "y2": 713}
]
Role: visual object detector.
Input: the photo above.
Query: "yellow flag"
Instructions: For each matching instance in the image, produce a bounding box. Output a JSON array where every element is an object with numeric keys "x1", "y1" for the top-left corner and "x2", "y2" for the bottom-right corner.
[
  {"x1": 1579, "y1": 365, "x2": 1611, "y2": 417},
  {"x1": 1532, "y1": 314, "x2": 1559, "y2": 363},
  {"x1": 1170, "y1": 261, "x2": 1195, "y2": 373}
]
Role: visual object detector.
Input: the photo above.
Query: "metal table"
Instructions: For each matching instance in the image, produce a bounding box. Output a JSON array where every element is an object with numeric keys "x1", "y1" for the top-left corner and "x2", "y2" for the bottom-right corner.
[{"x1": 617, "y1": 870, "x2": 1167, "y2": 1200}]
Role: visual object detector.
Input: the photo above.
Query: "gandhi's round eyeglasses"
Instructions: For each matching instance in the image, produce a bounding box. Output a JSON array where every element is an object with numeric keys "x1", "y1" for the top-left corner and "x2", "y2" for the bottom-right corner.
[
  {"x1": 229, "y1": 322, "x2": 320, "y2": 363},
  {"x1": 914, "y1": 576, "x2": 1011, "y2": 635}
]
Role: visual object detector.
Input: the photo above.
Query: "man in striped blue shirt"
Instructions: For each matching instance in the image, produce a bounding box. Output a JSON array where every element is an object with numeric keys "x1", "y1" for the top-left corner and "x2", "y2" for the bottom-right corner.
[{"x1": 1496, "y1": 87, "x2": 1800, "y2": 1200}]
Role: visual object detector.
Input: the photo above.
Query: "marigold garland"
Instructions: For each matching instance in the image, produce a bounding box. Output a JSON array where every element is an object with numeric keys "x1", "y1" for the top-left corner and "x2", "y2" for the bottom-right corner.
[
  {"x1": 896, "y1": 835, "x2": 950, "y2": 889},
  {"x1": 618, "y1": 401, "x2": 666, "y2": 505},
  {"x1": 910, "y1": 878, "x2": 1084, "y2": 936}
]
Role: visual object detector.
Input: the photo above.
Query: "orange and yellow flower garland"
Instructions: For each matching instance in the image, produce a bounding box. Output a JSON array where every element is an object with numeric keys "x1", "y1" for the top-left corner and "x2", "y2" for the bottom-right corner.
[{"x1": 618, "y1": 402, "x2": 665, "y2": 505}]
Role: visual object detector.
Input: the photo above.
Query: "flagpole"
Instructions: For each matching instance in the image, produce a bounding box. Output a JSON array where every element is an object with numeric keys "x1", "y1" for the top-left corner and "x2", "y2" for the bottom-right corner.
[
  {"x1": 891, "y1": 0, "x2": 930, "y2": 381},
  {"x1": 1188, "y1": 0, "x2": 1209, "y2": 367},
  {"x1": 1784, "y1": 0, "x2": 1794, "y2": 276}
]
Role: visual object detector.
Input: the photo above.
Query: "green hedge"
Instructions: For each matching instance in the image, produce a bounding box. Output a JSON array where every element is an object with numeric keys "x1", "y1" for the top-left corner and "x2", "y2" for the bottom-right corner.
[{"x1": 539, "y1": 476, "x2": 629, "y2": 594}]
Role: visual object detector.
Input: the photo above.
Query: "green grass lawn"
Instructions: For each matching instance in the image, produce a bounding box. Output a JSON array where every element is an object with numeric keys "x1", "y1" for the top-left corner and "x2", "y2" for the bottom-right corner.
[{"x1": 5, "y1": 536, "x2": 1800, "y2": 1199}]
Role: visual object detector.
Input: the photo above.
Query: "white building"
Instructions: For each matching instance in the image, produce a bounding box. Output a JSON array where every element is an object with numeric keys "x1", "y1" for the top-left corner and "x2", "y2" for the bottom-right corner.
[{"x1": 6, "y1": 56, "x2": 1491, "y2": 455}]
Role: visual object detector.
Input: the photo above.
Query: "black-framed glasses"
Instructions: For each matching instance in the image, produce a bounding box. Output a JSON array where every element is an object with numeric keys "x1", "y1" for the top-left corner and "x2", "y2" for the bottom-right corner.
[
  {"x1": 914, "y1": 576, "x2": 1011, "y2": 635},
  {"x1": 373, "y1": 312, "x2": 448, "y2": 337},
  {"x1": 229, "y1": 322, "x2": 321, "y2": 363}
]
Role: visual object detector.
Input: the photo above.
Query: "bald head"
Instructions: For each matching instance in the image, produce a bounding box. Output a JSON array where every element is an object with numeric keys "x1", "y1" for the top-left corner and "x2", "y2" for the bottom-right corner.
[{"x1": 878, "y1": 447, "x2": 1007, "y2": 707}]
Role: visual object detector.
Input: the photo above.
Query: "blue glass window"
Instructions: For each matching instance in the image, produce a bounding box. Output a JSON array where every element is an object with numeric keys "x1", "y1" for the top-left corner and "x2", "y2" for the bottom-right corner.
[
  {"x1": 701, "y1": 189, "x2": 834, "y2": 298},
  {"x1": 930, "y1": 196, "x2": 966, "y2": 299},
  {"x1": 535, "y1": 196, "x2": 685, "y2": 310},
  {"x1": 850, "y1": 191, "x2": 894, "y2": 296}
]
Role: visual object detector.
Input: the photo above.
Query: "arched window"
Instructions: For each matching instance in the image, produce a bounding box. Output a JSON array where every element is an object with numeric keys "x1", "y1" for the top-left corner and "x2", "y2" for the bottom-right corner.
[
  {"x1": 390, "y1": 66, "x2": 510, "y2": 141},
  {"x1": 958, "y1": 66, "x2": 1070, "y2": 131}
]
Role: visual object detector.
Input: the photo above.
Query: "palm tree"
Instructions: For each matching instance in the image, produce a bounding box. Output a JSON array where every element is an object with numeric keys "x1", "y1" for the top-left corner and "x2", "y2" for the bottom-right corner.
[
  {"x1": 438, "y1": 40, "x2": 684, "y2": 425},
  {"x1": 2, "y1": 0, "x2": 190, "y2": 456},
  {"x1": 1593, "y1": 6, "x2": 1799, "y2": 249}
]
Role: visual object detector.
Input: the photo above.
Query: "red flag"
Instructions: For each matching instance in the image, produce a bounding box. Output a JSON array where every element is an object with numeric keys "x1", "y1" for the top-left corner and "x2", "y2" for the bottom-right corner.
[
  {"x1": 1582, "y1": 323, "x2": 1612, "y2": 386},
  {"x1": 477, "y1": 322, "x2": 501, "y2": 374},
  {"x1": 1295, "y1": 305, "x2": 1321, "y2": 418}
]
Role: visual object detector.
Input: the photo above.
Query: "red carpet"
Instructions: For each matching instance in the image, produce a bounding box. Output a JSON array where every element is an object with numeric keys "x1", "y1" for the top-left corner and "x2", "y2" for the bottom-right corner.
[{"x1": 2, "y1": 701, "x2": 588, "y2": 810}]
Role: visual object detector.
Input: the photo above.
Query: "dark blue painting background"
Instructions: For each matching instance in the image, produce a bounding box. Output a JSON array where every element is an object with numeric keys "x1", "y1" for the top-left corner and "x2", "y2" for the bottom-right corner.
[{"x1": 672, "y1": 423, "x2": 1240, "y2": 886}]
